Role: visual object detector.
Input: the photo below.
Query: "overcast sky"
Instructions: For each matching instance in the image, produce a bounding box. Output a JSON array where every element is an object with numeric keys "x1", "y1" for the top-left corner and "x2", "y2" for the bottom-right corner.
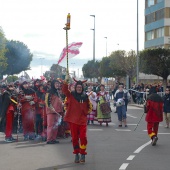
[{"x1": 0, "y1": 0, "x2": 145, "y2": 78}]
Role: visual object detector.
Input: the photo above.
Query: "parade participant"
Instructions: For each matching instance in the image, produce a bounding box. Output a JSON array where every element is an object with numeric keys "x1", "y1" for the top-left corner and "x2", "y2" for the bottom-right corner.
[
  {"x1": 61, "y1": 78, "x2": 92, "y2": 163},
  {"x1": 96, "y1": 84, "x2": 111, "y2": 126},
  {"x1": 20, "y1": 81, "x2": 37, "y2": 140},
  {"x1": 0, "y1": 85, "x2": 18, "y2": 142},
  {"x1": 145, "y1": 87, "x2": 163, "y2": 146},
  {"x1": 162, "y1": 88, "x2": 170, "y2": 128},
  {"x1": 45, "y1": 79, "x2": 63, "y2": 144},
  {"x1": 114, "y1": 84, "x2": 129, "y2": 127},
  {"x1": 33, "y1": 79, "x2": 40, "y2": 92},
  {"x1": 35, "y1": 84, "x2": 46, "y2": 140},
  {"x1": 44, "y1": 80, "x2": 51, "y2": 92},
  {"x1": 86, "y1": 86, "x2": 97, "y2": 125}
]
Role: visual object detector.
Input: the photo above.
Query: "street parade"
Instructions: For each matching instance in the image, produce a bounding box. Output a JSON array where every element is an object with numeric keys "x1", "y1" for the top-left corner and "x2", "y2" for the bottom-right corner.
[{"x1": 1, "y1": 1, "x2": 170, "y2": 170}]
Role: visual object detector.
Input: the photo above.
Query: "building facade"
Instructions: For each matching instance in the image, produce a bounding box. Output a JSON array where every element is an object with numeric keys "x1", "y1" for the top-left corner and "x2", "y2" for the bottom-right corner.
[{"x1": 145, "y1": 0, "x2": 170, "y2": 49}]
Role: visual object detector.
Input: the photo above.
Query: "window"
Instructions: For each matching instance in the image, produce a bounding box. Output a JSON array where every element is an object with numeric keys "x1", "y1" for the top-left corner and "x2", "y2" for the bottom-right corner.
[
  {"x1": 155, "y1": 9, "x2": 164, "y2": 20},
  {"x1": 146, "y1": 31, "x2": 154, "y2": 41},
  {"x1": 157, "y1": 0, "x2": 163, "y2": 3},
  {"x1": 156, "y1": 27, "x2": 164, "y2": 38},
  {"x1": 145, "y1": 13, "x2": 155, "y2": 24},
  {"x1": 148, "y1": 0, "x2": 154, "y2": 7}
]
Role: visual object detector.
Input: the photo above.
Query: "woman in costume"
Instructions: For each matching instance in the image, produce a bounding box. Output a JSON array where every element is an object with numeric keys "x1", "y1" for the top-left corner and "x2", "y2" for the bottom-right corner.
[
  {"x1": 61, "y1": 78, "x2": 92, "y2": 163},
  {"x1": 20, "y1": 81, "x2": 37, "y2": 140},
  {"x1": 45, "y1": 79, "x2": 63, "y2": 144},
  {"x1": 96, "y1": 84, "x2": 111, "y2": 126},
  {"x1": 86, "y1": 86, "x2": 97, "y2": 125}
]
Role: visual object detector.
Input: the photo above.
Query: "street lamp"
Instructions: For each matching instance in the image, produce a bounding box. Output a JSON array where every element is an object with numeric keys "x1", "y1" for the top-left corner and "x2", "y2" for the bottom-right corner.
[
  {"x1": 90, "y1": 15, "x2": 95, "y2": 61},
  {"x1": 136, "y1": 0, "x2": 139, "y2": 85},
  {"x1": 104, "y1": 37, "x2": 107, "y2": 57}
]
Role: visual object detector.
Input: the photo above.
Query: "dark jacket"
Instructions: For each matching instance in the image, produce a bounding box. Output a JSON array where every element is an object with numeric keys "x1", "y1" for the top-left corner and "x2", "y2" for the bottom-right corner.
[{"x1": 162, "y1": 94, "x2": 170, "y2": 113}]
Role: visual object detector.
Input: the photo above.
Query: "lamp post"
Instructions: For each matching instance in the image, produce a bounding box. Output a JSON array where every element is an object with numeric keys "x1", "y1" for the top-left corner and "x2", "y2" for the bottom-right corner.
[
  {"x1": 136, "y1": 0, "x2": 139, "y2": 85},
  {"x1": 104, "y1": 37, "x2": 107, "y2": 57},
  {"x1": 90, "y1": 15, "x2": 95, "y2": 61}
]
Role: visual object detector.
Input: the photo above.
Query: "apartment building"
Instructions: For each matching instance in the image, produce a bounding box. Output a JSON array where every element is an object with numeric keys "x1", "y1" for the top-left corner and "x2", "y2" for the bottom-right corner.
[{"x1": 145, "y1": 0, "x2": 170, "y2": 49}]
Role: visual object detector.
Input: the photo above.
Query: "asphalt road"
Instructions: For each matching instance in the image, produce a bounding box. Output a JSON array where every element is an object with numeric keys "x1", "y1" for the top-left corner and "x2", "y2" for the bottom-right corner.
[{"x1": 0, "y1": 104, "x2": 170, "y2": 170}]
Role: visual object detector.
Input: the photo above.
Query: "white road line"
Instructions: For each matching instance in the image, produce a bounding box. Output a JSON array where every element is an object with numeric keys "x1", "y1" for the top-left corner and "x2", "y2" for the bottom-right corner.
[
  {"x1": 88, "y1": 129, "x2": 103, "y2": 131},
  {"x1": 158, "y1": 133, "x2": 170, "y2": 134},
  {"x1": 143, "y1": 130, "x2": 147, "y2": 131},
  {"x1": 127, "y1": 124, "x2": 137, "y2": 126},
  {"x1": 126, "y1": 155, "x2": 136, "y2": 160},
  {"x1": 134, "y1": 140, "x2": 151, "y2": 153},
  {"x1": 127, "y1": 114, "x2": 137, "y2": 118},
  {"x1": 115, "y1": 129, "x2": 131, "y2": 131},
  {"x1": 119, "y1": 163, "x2": 129, "y2": 170}
]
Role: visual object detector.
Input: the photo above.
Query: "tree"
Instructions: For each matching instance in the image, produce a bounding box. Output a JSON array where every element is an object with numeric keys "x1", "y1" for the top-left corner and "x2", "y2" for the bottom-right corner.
[
  {"x1": 6, "y1": 75, "x2": 18, "y2": 83},
  {"x1": 140, "y1": 48, "x2": 170, "y2": 85},
  {"x1": 0, "y1": 27, "x2": 7, "y2": 79},
  {"x1": 99, "y1": 57, "x2": 114, "y2": 77},
  {"x1": 109, "y1": 50, "x2": 126, "y2": 81},
  {"x1": 44, "y1": 64, "x2": 66, "y2": 80},
  {"x1": 82, "y1": 60, "x2": 101, "y2": 80},
  {"x1": 3, "y1": 40, "x2": 33, "y2": 75}
]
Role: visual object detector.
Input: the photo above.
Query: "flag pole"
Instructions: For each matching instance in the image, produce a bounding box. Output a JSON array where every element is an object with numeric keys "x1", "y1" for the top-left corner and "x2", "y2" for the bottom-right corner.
[{"x1": 63, "y1": 13, "x2": 71, "y2": 82}]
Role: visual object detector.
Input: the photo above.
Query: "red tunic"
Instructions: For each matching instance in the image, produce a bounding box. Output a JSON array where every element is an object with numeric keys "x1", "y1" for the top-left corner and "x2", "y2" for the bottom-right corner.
[
  {"x1": 62, "y1": 83, "x2": 92, "y2": 125},
  {"x1": 145, "y1": 100, "x2": 163, "y2": 122}
]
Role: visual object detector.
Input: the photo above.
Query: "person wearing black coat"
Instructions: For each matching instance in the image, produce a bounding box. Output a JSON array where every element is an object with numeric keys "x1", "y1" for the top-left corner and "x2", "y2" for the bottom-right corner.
[{"x1": 162, "y1": 88, "x2": 170, "y2": 128}]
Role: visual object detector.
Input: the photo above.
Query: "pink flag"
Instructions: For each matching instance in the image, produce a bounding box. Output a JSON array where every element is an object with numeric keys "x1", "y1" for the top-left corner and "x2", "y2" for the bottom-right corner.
[{"x1": 58, "y1": 42, "x2": 83, "y2": 64}]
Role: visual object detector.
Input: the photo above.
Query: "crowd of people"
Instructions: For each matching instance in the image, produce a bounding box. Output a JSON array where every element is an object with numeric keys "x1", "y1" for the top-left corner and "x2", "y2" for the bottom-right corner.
[{"x1": 1, "y1": 78, "x2": 170, "y2": 162}]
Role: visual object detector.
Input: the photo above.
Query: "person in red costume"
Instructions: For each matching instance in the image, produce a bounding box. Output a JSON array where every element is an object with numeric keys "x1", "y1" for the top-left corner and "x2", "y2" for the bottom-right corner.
[
  {"x1": 20, "y1": 81, "x2": 37, "y2": 140},
  {"x1": 0, "y1": 85, "x2": 18, "y2": 142},
  {"x1": 45, "y1": 79, "x2": 63, "y2": 144},
  {"x1": 61, "y1": 78, "x2": 92, "y2": 163},
  {"x1": 145, "y1": 87, "x2": 163, "y2": 146}
]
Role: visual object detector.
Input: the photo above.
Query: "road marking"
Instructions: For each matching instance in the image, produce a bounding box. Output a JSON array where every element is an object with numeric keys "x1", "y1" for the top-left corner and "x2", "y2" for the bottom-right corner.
[
  {"x1": 127, "y1": 114, "x2": 137, "y2": 118},
  {"x1": 126, "y1": 155, "x2": 135, "y2": 160},
  {"x1": 143, "y1": 130, "x2": 147, "y2": 131},
  {"x1": 88, "y1": 129, "x2": 103, "y2": 131},
  {"x1": 115, "y1": 129, "x2": 131, "y2": 131},
  {"x1": 158, "y1": 133, "x2": 170, "y2": 134},
  {"x1": 127, "y1": 124, "x2": 137, "y2": 126},
  {"x1": 134, "y1": 140, "x2": 151, "y2": 153},
  {"x1": 119, "y1": 163, "x2": 129, "y2": 170}
]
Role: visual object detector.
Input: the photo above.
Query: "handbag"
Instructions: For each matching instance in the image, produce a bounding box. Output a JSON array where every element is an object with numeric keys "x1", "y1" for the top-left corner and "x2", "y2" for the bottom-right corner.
[{"x1": 99, "y1": 96, "x2": 112, "y2": 115}]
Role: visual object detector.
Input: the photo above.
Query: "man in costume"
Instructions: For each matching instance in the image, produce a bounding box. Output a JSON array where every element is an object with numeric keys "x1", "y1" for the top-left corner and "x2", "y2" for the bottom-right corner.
[
  {"x1": 145, "y1": 87, "x2": 163, "y2": 146},
  {"x1": 0, "y1": 85, "x2": 18, "y2": 142},
  {"x1": 20, "y1": 81, "x2": 37, "y2": 140},
  {"x1": 61, "y1": 78, "x2": 92, "y2": 163},
  {"x1": 45, "y1": 79, "x2": 63, "y2": 144}
]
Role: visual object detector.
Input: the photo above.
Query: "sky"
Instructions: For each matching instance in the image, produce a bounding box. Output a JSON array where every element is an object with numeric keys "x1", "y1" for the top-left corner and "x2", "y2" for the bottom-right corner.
[{"x1": 0, "y1": 0, "x2": 145, "y2": 79}]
